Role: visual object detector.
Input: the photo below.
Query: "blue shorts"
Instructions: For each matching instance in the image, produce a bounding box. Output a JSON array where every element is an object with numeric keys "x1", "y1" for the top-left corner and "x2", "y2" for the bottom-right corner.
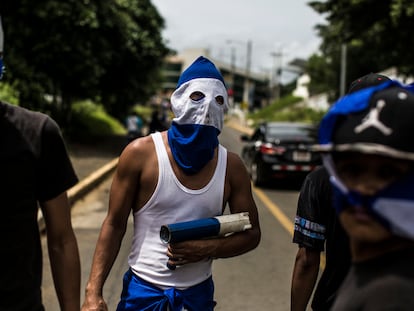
[{"x1": 116, "y1": 269, "x2": 216, "y2": 311}]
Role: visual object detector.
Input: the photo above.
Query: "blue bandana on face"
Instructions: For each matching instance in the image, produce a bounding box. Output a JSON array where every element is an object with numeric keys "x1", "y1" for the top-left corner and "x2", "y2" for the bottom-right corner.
[
  {"x1": 168, "y1": 56, "x2": 229, "y2": 175},
  {"x1": 168, "y1": 124, "x2": 219, "y2": 175},
  {"x1": 324, "y1": 155, "x2": 414, "y2": 240}
]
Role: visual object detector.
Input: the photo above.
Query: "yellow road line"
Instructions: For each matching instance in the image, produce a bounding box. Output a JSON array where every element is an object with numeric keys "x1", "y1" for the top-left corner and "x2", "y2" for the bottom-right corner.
[
  {"x1": 252, "y1": 184, "x2": 326, "y2": 269},
  {"x1": 253, "y1": 186, "x2": 294, "y2": 236}
]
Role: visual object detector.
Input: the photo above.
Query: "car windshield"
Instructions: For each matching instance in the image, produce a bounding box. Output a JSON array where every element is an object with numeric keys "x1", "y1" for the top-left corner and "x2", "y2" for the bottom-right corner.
[{"x1": 267, "y1": 125, "x2": 316, "y2": 140}]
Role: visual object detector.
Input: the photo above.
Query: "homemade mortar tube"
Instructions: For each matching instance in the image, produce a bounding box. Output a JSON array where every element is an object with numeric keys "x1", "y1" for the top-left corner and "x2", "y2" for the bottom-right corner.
[{"x1": 160, "y1": 212, "x2": 252, "y2": 244}]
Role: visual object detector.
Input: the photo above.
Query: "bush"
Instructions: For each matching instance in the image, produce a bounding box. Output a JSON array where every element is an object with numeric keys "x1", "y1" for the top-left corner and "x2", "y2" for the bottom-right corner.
[
  {"x1": 268, "y1": 106, "x2": 326, "y2": 124},
  {"x1": 248, "y1": 95, "x2": 303, "y2": 122},
  {"x1": 247, "y1": 95, "x2": 327, "y2": 126},
  {"x1": 0, "y1": 82, "x2": 19, "y2": 105},
  {"x1": 70, "y1": 100, "x2": 127, "y2": 139}
]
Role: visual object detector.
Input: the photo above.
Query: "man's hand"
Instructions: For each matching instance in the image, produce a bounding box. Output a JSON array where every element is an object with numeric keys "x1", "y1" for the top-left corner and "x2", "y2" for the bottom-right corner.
[
  {"x1": 167, "y1": 239, "x2": 216, "y2": 268},
  {"x1": 81, "y1": 295, "x2": 108, "y2": 311}
]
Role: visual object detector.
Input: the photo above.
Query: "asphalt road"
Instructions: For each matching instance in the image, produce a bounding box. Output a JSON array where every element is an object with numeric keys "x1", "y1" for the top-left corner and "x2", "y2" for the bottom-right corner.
[{"x1": 41, "y1": 125, "x2": 303, "y2": 311}]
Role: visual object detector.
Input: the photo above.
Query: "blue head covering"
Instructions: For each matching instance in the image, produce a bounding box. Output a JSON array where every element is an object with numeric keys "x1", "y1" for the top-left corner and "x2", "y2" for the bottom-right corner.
[{"x1": 176, "y1": 56, "x2": 225, "y2": 89}]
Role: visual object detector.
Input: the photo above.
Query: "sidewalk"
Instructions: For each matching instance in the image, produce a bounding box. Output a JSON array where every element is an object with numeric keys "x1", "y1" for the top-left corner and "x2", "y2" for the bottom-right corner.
[
  {"x1": 38, "y1": 135, "x2": 127, "y2": 231},
  {"x1": 67, "y1": 135, "x2": 129, "y2": 202},
  {"x1": 68, "y1": 135, "x2": 126, "y2": 180}
]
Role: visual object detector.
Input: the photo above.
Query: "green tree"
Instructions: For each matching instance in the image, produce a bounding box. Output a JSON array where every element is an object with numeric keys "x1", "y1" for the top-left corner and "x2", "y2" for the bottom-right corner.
[
  {"x1": 305, "y1": 53, "x2": 335, "y2": 98},
  {"x1": 1, "y1": 0, "x2": 169, "y2": 126},
  {"x1": 307, "y1": 0, "x2": 414, "y2": 99},
  {"x1": 96, "y1": 0, "x2": 169, "y2": 119}
]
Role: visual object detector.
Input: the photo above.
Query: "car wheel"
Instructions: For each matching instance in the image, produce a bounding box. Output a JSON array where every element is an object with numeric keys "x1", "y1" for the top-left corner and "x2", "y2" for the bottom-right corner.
[{"x1": 251, "y1": 161, "x2": 266, "y2": 186}]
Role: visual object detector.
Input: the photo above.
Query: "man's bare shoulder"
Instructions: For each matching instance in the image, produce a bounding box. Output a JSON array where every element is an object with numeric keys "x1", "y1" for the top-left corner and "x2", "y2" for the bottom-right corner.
[
  {"x1": 118, "y1": 134, "x2": 157, "y2": 167},
  {"x1": 225, "y1": 150, "x2": 250, "y2": 181},
  {"x1": 127, "y1": 134, "x2": 155, "y2": 151},
  {"x1": 226, "y1": 150, "x2": 245, "y2": 168}
]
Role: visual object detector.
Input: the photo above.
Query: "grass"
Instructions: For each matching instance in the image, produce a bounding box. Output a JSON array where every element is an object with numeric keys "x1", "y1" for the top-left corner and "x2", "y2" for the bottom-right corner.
[
  {"x1": 0, "y1": 82, "x2": 19, "y2": 105},
  {"x1": 70, "y1": 100, "x2": 127, "y2": 138},
  {"x1": 247, "y1": 95, "x2": 327, "y2": 126}
]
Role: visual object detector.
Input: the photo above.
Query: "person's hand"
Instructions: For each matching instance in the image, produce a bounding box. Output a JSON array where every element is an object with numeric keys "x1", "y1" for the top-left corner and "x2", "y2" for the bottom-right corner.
[
  {"x1": 167, "y1": 240, "x2": 214, "y2": 268},
  {"x1": 81, "y1": 295, "x2": 108, "y2": 311}
]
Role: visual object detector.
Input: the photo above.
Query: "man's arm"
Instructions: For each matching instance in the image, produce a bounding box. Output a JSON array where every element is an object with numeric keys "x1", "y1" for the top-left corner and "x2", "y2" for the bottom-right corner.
[
  {"x1": 40, "y1": 192, "x2": 81, "y2": 311},
  {"x1": 167, "y1": 152, "x2": 261, "y2": 266},
  {"x1": 291, "y1": 247, "x2": 320, "y2": 311},
  {"x1": 82, "y1": 142, "x2": 141, "y2": 311}
]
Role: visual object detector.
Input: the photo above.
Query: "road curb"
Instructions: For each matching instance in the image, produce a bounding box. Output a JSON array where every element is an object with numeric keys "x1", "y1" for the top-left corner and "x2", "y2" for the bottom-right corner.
[
  {"x1": 225, "y1": 118, "x2": 253, "y2": 136},
  {"x1": 67, "y1": 157, "x2": 119, "y2": 205}
]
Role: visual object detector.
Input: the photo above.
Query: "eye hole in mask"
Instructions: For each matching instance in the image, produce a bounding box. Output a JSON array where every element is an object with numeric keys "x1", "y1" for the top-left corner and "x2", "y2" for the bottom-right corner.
[
  {"x1": 215, "y1": 95, "x2": 224, "y2": 105},
  {"x1": 189, "y1": 91, "x2": 225, "y2": 106},
  {"x1": 190, "y1": 91, "x2": 205, "y2": 101}
]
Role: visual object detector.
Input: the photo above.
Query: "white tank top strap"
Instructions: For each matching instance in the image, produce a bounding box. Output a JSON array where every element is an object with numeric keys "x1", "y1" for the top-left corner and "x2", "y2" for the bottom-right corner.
[
  {"x1": 151, "y1": 131, "x2": 165, "y2": 157},
  {"x1": 151, "y1": 132, "x2": 169, "y2": 176}
]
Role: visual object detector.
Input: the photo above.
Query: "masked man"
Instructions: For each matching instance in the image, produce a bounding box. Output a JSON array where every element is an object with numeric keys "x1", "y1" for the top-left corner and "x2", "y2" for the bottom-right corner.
[
  {"x1": 314, "y1": 80, "x2": 414, "y2": 309},
  {"x1": 82, "y1": 56, "x2": 261, "y2": 311}
]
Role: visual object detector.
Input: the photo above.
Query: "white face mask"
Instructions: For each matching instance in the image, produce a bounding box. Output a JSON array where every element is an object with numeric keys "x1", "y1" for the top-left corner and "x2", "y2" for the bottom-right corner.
[{"x1": 170, "y1": 78, "x2": 228, "y2": 132}]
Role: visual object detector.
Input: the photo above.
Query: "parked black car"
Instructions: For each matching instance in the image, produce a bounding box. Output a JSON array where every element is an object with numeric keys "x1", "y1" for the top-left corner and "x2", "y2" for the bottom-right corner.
[{"x1": 240, "y1": 122, "x2": 321, "y2": 186}]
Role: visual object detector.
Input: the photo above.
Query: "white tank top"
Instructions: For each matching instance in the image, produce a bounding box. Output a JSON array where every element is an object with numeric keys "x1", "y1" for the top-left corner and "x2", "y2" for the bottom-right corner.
[{"x1": 128, "y1": 132, "x2": 227, "y2": 289}]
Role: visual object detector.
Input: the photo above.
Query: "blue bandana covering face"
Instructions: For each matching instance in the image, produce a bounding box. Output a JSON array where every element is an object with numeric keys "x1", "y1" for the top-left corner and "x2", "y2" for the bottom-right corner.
[
  {"x1": 323, "y1": 149, "x2": 414, "y2": 240},
  {"x1": 168, "y1": 57, "x2": 229, "y2": 175}
]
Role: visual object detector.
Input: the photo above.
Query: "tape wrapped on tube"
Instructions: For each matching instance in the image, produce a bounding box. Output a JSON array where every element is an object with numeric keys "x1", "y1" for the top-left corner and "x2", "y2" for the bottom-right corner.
[{"x1": 160, "y1": 212, "x2": 252, "y2": 244}]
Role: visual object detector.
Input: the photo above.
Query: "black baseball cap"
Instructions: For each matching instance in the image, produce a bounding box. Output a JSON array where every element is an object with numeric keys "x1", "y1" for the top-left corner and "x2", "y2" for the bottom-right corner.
[
  {"x1": 348, "y1": 73, "x2": 391, "y2": 94},
  {"x1": 328, "y1": 85, "x2": 414, "y2": 160}
]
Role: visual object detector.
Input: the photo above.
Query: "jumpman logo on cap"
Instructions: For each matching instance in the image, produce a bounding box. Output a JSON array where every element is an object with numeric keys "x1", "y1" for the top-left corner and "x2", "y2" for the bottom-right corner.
[{"x1": 354, "y1": 99, "x2": 393, "y2": 135}]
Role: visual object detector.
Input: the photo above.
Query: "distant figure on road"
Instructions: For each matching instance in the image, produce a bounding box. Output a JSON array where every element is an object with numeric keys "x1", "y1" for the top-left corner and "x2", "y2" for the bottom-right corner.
[
  {"x1": 148, "y1": 109, "x2": 167, "y2": 133},
  {"x1": 82, "y1": 56, "x2": 261, "y2": 311},
  {"x1": 126, "y1": 111, "x2": 143, "y2": 142},
  {"x1": 0, "y1": 15, "x2": 80, "y2": 311}
]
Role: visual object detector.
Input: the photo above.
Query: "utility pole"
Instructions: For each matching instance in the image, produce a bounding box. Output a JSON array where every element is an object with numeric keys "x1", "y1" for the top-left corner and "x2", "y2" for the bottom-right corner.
[
  {"x1": 339, "y1": 43, "x2": 347, "y2": 97},
  {"x1": 227, "y1": 39, "x2": 253, "y2": 111},
  {"x1": 228, "y1": 45, "x2": 236, "y2": 108},
  {"x1": 243, "y1": 40, "x2": 252, "y2": 110},
  {"x1": 271, "y1": 50, "x2": 283, "y2": 102}
]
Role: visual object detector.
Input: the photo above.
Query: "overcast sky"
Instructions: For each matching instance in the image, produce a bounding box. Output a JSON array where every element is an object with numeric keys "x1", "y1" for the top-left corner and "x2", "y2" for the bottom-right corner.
[{"x1": 151, "y1": 0, "x2": 326, "y2": 77}]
